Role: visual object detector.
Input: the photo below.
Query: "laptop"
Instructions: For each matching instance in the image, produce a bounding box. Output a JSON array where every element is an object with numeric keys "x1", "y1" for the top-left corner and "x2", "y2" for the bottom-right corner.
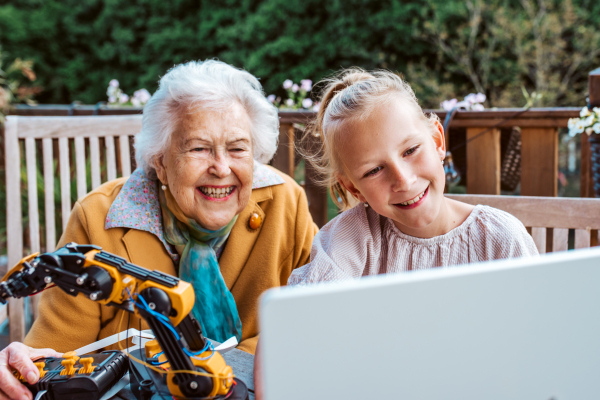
[{"x1": 259, "y1": 247, "x2": 600, "y2": 400}]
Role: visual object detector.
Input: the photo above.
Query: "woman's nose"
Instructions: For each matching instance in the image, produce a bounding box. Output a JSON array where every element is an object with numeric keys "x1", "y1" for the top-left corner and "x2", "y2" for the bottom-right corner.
[{"x1": 208, "y1": 153, "x2": 231, "y2": 177}]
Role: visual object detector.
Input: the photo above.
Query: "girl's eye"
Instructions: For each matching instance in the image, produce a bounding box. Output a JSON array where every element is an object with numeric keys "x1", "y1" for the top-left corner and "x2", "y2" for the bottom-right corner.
[
  {"x1": 364, "y1": 166, "x2": 382, "y2": 177},
  {"x1": 404, "y1": 145, "x2": 419, "y2": 156}
]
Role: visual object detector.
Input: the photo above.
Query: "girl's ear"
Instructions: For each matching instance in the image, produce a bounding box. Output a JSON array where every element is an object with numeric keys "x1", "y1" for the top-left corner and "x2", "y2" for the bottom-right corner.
[
  {"x1": 432, "y1": 120, "x2": 446, "y2": 160},
  {"x1": 336, "y1": 173, "x2": 367, "y2": 203}
]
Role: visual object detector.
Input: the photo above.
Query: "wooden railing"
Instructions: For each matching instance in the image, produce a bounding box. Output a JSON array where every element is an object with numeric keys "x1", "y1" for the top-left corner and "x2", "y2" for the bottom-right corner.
[{"x1": 8, "y1": 105, "x2": 590, "y2": 229}]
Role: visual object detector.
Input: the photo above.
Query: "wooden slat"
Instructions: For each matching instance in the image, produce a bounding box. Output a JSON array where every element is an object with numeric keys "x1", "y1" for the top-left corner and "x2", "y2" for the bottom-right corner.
[
  {"x1": 552, "y1": 228, "x2": 569, "y2": 252},
  {"x1": 520, "y1": 128, "x2": 558, "y2": 196},
  {"x1": 59, "y1": 137, "x2": 71, "y2": 229},
  {"x1": 531, "y1": 227, "x2": 546, "y2": 254},
  {"x1": 26, "y1": 136, "x2": 42, "y2": 331},
  {"x1": 575, "y1": 229, "x2": 591, "y2": 249},
  {"x1": 446, "y1": 194, "x2": 600, "y2": 230},
  {"x1": 89, "y1": 136, "x2": 101, "y2": 189},
  {"x1": 0, "y1": 304, "x2": 7, "y2": 326},
  {"x1": 25, "y1": 138, "x2": 40, "y2": 255},
  {"x1": 5, "y1": 117, "x2": 25, "y2": 342},
  {"x1": 75, "y1": 136, "x2": 87, "y2": 200},
  {"x1": 43, "y1": 138, "x2": 56, "y2": 252},
  {"x1": 106, "y1": 136, "x2": 117, "y2": 181},
  {"x1": 271, "y1": 123, "x2": 295, "y2": 177},
  {"x1": 119, "y1": 135, "x2": 132, "y2": 177},
  {"x1": 14, "y1": 115, "x2": 142, "y2": 139},
  {"x1": 466, "y1": 127, "x2": 500, "y2": 194}
]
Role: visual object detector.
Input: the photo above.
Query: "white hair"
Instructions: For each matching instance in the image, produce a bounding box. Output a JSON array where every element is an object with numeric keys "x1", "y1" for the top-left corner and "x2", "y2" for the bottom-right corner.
[{"x1": 135, "y1": 60, "x2": 279, "y2": 179}]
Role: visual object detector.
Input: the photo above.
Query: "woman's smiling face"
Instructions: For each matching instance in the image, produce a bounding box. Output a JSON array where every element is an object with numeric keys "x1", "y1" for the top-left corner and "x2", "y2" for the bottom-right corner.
[
  {"x1": 336, "y1": 97, "x2": 447, "y2": 236},
  {"x1": 155, "y1": 103, "x2": 254, "y2": 230}
]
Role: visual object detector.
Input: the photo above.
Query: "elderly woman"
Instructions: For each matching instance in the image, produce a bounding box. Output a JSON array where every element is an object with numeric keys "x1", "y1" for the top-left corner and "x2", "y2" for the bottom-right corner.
[{"x1": 0, "y1": 60, "x2": 317, "y2": 400}]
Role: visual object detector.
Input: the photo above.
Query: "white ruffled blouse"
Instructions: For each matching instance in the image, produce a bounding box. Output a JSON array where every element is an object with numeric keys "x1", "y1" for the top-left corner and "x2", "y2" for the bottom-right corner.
[{"x1": 288, "y1": 204, "x2": 539, "y2": 285}]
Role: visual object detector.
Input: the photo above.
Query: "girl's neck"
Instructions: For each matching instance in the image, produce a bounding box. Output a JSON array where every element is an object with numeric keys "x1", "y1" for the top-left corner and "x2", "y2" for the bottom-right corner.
[{"x1": 391, "y1": 197, "x2": 474, "y2": 239}]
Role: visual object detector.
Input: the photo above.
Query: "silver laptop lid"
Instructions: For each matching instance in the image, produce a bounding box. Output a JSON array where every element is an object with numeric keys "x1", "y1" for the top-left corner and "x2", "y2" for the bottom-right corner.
[{"x1": 260, "y1": 247, "x2": 600, "y2": 400}]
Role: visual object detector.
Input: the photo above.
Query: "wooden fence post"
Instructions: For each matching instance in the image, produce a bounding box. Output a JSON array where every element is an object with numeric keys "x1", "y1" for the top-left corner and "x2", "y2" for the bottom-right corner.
[
  {"x1": 466, "y1": 127, "x2": 501, "y2": 194},
  {"x1": 271, "y1": 123, "x2": 295, "y2": 178},
  {"x1": 520, "y1": 128, "x2": 558, "y2": 196},
  {"x1": 582, "y1": 68, "x2": 600, "y2": 197}
]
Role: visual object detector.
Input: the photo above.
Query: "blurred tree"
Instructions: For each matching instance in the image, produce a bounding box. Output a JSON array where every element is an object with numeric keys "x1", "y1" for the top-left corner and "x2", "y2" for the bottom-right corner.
[{"x1": 0, "y1": 0, "x2": 598, "y2": 108}]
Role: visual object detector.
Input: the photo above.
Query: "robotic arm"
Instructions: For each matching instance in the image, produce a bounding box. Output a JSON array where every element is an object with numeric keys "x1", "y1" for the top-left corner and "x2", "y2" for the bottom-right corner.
[{"x1": 0, "y1": 242, "x2": 248, "y2": 400}]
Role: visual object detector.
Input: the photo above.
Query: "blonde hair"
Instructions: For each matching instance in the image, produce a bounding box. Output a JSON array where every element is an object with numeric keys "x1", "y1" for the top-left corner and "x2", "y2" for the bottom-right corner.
[{"x1": 301, "y1": 68, "x2": 440, "y2": 211}]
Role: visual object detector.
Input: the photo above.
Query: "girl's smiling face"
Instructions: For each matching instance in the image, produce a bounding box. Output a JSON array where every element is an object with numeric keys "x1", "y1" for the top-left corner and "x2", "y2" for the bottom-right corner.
[{"x1": 336, "y1": 97, "x2": 447, "y2": 237}]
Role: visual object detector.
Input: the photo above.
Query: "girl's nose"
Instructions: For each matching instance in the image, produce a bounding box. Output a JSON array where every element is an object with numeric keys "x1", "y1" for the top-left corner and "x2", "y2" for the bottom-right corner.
[{"x1": 390, "y1": 164, "x2": 416, "y2": 192}]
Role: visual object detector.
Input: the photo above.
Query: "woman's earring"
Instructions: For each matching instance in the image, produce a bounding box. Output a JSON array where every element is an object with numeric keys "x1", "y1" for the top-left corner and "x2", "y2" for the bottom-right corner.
[
  {"x1": 441, "y1": 159, "x2": 445, "y2": 164},
  {"x1": 161, "y1": 184, "x2": 167, "y2": 191},
  {"x1": 364, "y1": 202, "x2": 369, "y2": 208}
]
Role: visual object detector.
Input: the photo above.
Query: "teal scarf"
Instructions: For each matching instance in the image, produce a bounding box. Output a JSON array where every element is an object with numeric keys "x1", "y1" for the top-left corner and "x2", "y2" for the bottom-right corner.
[{"x1": 159, "y1": 188, "x2": 242, "y2": 343}]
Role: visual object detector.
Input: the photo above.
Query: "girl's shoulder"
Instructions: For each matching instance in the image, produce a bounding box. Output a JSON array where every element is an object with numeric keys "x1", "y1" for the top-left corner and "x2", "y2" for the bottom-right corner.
[{"x1": 468, "y1": 205, "x2": 539, "y2": 257}]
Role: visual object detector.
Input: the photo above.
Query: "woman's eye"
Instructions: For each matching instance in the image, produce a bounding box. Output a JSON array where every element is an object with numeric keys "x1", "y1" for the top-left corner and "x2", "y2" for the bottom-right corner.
[
  {"x1": 192, "y1": 147, "x2": 206, "y2": 152},
  {"x1": 364, "y1": 166, "x2": 382, "y2": 177}
]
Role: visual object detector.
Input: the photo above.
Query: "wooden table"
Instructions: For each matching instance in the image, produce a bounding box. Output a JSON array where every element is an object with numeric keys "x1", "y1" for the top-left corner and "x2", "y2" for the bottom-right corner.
[{"x1": 110, "y1": 347, "x2": 255, "y2": 400}]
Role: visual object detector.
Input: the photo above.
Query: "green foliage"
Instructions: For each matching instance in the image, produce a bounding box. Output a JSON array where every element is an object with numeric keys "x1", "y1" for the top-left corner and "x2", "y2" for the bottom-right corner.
[{"x1": 0, "y1": 0, "x2": 599, "y2": 108}]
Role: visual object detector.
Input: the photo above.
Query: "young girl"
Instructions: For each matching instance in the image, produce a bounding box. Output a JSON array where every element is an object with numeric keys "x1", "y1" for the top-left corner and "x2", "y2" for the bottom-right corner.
[{"x1": 288, "y1": 69, "x2": 538, "y2": 285}]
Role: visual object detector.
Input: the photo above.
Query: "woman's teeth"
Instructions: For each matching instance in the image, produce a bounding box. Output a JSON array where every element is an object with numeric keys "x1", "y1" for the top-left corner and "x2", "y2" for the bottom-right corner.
[
  {"x1": 399, "y1": 189, "x2": 426, "y2": 206},
  {"x1": 200, "y1": 186, "x2": 234, "y2": 198}
]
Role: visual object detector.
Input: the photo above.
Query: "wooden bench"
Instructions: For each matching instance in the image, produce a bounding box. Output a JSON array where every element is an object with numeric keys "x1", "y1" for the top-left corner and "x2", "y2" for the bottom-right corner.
[
  {"x1": 3, "y1": 114, "x2": 600, "y2": 345},
  {"x1": 3, "y1": 115, "x2": 142, "y2": 342},
  {"x1": 446, "y1": 194, "x2": 600, "y2": 252}
]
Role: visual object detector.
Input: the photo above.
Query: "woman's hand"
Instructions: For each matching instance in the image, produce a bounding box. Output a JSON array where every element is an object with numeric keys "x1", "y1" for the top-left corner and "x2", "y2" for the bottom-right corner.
[{"x1": 0, "y1": 342, "x2": 62, "y2": 400}]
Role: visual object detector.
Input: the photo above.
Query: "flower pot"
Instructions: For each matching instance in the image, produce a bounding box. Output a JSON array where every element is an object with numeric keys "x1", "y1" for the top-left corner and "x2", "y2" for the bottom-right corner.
[{"x1": 588, "y1": 134, "x2": 600, "y2": 197}]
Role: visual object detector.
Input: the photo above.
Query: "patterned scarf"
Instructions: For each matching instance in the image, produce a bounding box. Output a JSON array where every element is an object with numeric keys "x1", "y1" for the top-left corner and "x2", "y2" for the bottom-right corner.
[{"x1": 158, "y1": 188, "x2": 242, "y2": 343}]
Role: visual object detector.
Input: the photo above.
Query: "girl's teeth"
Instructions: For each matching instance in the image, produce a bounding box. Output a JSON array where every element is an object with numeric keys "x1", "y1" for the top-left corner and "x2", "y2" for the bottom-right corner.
[{"x1": 400, "y1": 189, "x2": 426, "y2": 206}]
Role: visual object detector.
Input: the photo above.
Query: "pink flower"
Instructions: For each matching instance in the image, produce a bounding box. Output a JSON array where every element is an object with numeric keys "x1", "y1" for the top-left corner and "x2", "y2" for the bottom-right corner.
[
  {"x1": 291, "y1": 84, "x2": 299, "y2": 93},
  {"x1": 441, "y1": 99, "x2": 458, "y2": 111},
  {"x1": 283, "y1": 79, "x2": 293, "y2": 89},
  {"x1": 302, "y1": 98, "x2": 313, "y2": 109},
  {"x1": 286, "y1": 99, "x2": 294, "y2": 107},
  {"x1": 109, "y1": 79, "x2": 119, "y2": 88},
  {"x1": 300, "y1": 79, "x2": 312, "y2": 91},
  {"x1": 267, "y1": 94, "x2": 276, "y2": 103}
]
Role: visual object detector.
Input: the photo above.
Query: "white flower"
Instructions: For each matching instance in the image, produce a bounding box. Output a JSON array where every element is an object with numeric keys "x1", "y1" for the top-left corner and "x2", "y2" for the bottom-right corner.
[
  {"x1": 586, "y1": 127, "x2": 593, "y2": 136},
  {"x1": 133, "y1": 88, "x2": 151, "y2": 104},
  {"x1": 302, "y1": 98, "x2": 313, "y2": 108},
  {"x1": 285, "y1": 98, "x2": 294, "y2": 107},
  {"x1": 575, "y1": 120, "x2": 586, "y2": 134},
  {"x1": 283, "y1": 79, "x2": 293, "y2": 89},
  {"x1": 312, "y1": 102, "x2": 321, "y2": 112},
  {"x1": 580, "y1": 106, "x2": 591, "y2": 117},
  {"x1": 593, "y1": 123, "x2": 600, "y2": 134},
  {"x1": 584, "y1": 114, "x2": 596, "y2": 127},
  {"x1": 108, "y1": 96, "x2": 117, "y2": 104},
  {"x1": 471, "y1": 103, "x2": 485, "y2": 111},
  {"x1": 107, "y1": 86, "x2": 118, "y2": 97},
  {"x1": 300, "y1": 79, "x2": 312, "y2": 91},
  {"x1": 267, "y1": 94, "x2": 276, "y2": 103},
  {"x1": 291, "y1": 84, "x2": 299, "y2": 93},
  {"x1": 441, "y1": 98, "x2": 458, "y2": 111},
  {"x1": 119, "y1": 94, "x2": 129, "y2": 104},
  {"x1": 131, "y1": 98, "x2": 141, "y2": 107},
  {"x1": 109, "y1": 79, "x2": 119, "y2": 88}
]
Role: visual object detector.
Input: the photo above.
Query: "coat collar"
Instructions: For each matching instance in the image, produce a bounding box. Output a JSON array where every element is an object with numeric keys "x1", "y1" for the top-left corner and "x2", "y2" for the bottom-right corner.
[{"x1": 105, "y1": 162, "x2": 285, "y2": 266}]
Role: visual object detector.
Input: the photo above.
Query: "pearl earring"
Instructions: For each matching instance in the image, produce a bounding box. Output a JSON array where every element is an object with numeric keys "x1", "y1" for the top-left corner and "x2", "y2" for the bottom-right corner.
[
  {"x1": 364, "y1": 202, "x2": 369, "y2": 208},
  {"x1": 161, "y1": 184, "x2": 167, "y2": 191}
]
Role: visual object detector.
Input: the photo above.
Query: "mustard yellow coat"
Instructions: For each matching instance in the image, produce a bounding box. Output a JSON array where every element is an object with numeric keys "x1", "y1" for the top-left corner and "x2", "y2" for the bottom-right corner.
[{"x1": 24, "y1": 168, "x2": 317, "y2": 355}]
